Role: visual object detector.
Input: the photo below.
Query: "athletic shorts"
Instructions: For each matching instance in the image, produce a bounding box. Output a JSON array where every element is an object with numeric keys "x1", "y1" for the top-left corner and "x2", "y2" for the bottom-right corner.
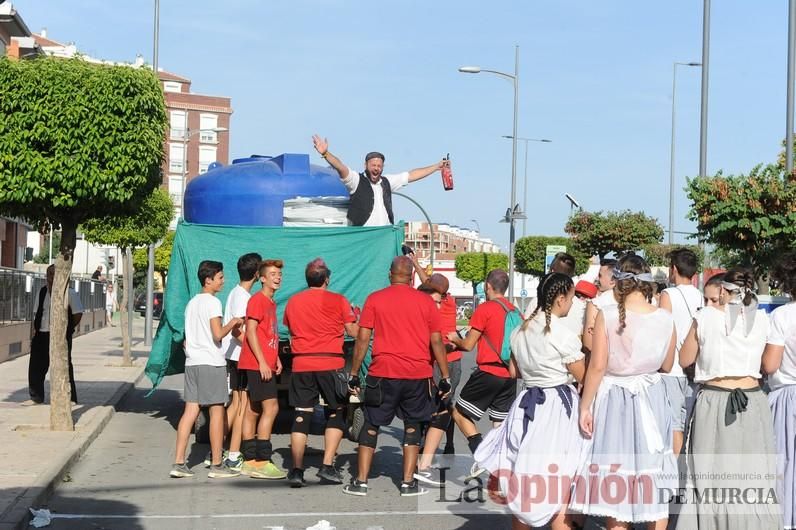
[
  {"x1": 455, "y1": 368, "x2": 516, "y2": 422},
  {"x1": 245, "y1": 369, "x2": 278, "y2": 402},
  {"x1": 363, "y1": 376, "x2": 434, "y2": 427},
  {"x1": 184, "y1": 365, "x2": 228, "y2": 406},
  {"x1": 227, "y1": 360, "x2": 247, "y2": 392},
  {"x1": 662, "y1": 374, "x2": 688, "y2": 431},
  {"x1": 289, "y1": 369, "x2": 347, "y2": 409}
]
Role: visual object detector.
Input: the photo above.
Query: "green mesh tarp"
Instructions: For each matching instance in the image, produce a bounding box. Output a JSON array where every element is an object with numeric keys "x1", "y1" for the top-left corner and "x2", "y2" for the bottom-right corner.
[{"x1": 145, "y1": 220, "x2": 404, "y2": 390}]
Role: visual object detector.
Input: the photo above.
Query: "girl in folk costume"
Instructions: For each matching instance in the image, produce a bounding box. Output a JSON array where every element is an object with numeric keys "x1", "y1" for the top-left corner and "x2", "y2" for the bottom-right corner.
[
  {"x1": 475, "y1": 273, "x2": 588, "y2": 529},
  {"x1": 676, "y1": 267, "x2": 780, "y2": 530},
  {"x1": 762, "y1": 255, "x2": 796, "y2": 529},
  {"x1": 571, "y1": 254, "x2": 677, "y2": 529}
]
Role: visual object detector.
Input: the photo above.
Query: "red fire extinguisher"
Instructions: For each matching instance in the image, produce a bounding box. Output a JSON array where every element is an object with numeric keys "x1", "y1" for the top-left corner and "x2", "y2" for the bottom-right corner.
[{"x1": 441, "y1": 153, "x2": 454, "y2": 191}]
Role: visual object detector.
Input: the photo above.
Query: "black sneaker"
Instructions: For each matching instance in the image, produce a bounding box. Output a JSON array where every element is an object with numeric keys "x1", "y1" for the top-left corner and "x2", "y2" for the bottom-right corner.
[
  {"x1": 342, "y1": 478, "x2": 368, "y2": 496},
  {"x1": 287, "y1": 468, "x2": 305, "y2": 488},
  {"x1": 317, "y1": 464, "x2": 343, "y2": 484},
  {"x1": 400, "y1": 479, "x2": 428, "y2": 497}
]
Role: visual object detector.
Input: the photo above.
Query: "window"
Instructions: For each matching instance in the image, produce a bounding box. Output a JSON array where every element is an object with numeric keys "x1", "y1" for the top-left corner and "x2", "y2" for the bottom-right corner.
[
  {"x1": 163, "y1": 81, "x2": 182, "y2": 93},
  {"x1": 169, "y1": 111, "x2": 186, "y2": 140},
  {"x1": 198, "y1": 146, "x2": 216, "y2": 174},
  {"x1": 199, "y1": 114, "x2": 218, "y2": 143},
  {"x1": 169, "y1": 143, "x2": 185, "y2": 173},
  {"x1": 168, "y1": 175, "x2": 183, "y2": 225}
]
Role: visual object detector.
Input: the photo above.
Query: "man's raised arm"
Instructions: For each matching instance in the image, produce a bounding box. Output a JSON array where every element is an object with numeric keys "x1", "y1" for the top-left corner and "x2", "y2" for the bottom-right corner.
[
  {"x1": 313, "y1": 134, "x2": 350, "y2": 180},
  {"x1": 408, "y1": 160, "x2": 445, "y2": 183}
]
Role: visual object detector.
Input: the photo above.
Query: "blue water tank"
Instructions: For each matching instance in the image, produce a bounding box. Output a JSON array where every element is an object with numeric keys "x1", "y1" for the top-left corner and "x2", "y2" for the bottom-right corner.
[{"x1": 184, "y1": 153, "x2": 347, "y2": 226}]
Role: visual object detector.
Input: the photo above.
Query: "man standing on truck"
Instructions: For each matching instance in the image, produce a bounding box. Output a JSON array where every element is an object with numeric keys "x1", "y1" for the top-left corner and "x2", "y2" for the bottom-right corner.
[
  {"x1": 283, "y1": 258, "x2": 360, "y2": 487},
  {"x1": 343, "y1": 256, "x2": 451, "y2": 497},
  {"x1": 312, "y1": 135, "x2": 445, "y2": 226}
]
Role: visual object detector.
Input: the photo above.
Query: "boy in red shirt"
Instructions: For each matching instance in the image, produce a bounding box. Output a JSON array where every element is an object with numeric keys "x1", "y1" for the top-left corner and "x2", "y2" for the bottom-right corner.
[
  {"x1": 238, "y1": 259, "x2": 286, "y2": 480},
  {"x1": 344, "y1": 257, "x2": 451, "y2": 497},
  {"x1": 283, "y1": 258, "x2": 359, "y2": 487},
  {"x1": 448, "y1": 268, "x2": 517, "y2": 479}
]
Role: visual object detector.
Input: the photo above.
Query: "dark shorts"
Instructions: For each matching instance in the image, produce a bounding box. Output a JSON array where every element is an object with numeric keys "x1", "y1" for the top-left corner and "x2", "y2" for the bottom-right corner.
[
  {"x1": 363, "y1": 375, "x2": 434, "y2": 427},
  {"x1": 455, "y1": 368, "x2": 517, "y2": 422},
  {"x1": 245, "y1": 369, "x2": 278, "y2": 402},
  {"x1": 289, "y1": 369, "x2": 347, "y2": 409},
  {"x1": 227, "y1": 360, "x2": 247, "y2": 392}
]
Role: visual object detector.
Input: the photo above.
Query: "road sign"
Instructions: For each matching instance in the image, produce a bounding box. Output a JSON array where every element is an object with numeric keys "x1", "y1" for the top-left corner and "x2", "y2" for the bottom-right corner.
[{"x1": 545, "y1": 245, "x2": 567, "y2": 274}]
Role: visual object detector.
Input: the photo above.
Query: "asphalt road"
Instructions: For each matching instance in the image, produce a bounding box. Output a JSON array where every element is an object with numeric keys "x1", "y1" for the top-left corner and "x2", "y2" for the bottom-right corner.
[{"x1": 41, "y1": 358, "x2": 517, "y2": 530}]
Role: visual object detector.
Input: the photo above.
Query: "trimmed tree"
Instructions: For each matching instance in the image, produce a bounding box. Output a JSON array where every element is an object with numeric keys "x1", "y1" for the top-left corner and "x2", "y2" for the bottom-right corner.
[
  {"x1": 565, "y1": 210, "x2": 664, "y2": 259},
  {"x1": 641, "y1": 243, "x2": 704, "y2": 270},
  {"x1": 686, "y1": 164, "x2": 796, "y2": 292},
  {"x1": 454, "y1": 252, "x2": 509, "y2": 302},
  {"x1": 515, "y1": 235, "x2": 591, "y2": 277},
  {"x1": 82, "y1": 188, "x2": 174, "y2": 366},
  {"x1": 133, "y1": 230, "x2": 174, "y2": 288},
  {"x1": 0, "y1": 57, "x2": 166, "y2": 430}
]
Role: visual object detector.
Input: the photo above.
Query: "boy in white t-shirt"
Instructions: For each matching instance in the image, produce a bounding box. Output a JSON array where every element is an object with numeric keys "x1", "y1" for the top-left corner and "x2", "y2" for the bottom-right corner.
[
  {"x1": 658, "y1": 248, "x2": 703, "y2": 455},
  {"x1": 219, "y1": 252, "x2": 261, "y2": 471},
  {"x1": 170, "y1": 260, "x2": 243, "y2": 479}
]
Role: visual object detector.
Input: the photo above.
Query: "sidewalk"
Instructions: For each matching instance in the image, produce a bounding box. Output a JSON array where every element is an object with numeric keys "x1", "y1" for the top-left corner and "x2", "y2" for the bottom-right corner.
[{"x1": 0, "y1": 317, "x2": 150, "y2": 530}]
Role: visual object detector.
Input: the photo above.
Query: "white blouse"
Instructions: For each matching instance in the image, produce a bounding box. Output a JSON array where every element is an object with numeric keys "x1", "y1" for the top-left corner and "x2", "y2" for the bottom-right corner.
[
  {"x1": 766, "y1": 302, "x2": 796, "y2": 390},
  {"x1": 694, "y1": 306, "x2": 769, "y2": 382},
  {"x1": 602, "y1": 305, "x2": 674, "y2": 377},
  {"x1": 510, "y1": 313, "x2": 584, "y2": 387}
]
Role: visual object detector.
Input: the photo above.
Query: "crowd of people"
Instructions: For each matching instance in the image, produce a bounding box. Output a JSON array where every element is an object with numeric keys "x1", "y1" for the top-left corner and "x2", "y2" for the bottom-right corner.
[{"x1": 168, "y1": 246, "x2": 795, "y2": 530}]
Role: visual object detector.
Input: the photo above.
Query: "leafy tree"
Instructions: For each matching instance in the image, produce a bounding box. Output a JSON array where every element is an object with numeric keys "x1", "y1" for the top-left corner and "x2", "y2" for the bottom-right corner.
[
  {"x1": 565, "y1": 210, "x2": 664, "y2": 259},
  {"x1": 641, "y1": 243, "x2": 704, "y2": 270},
  {"x1": 686, "y1": 164, "x2": 796, "y2": 292},
  {"x1": 133, "y1": 230, "x2": 174, "y2": 288},
  {"x1": 33, "y1": 229, "x2": 62, "y2": 264},
  {"x1": 82, "y1": 188, "x2": 173, "y2": 365},
  {"x1": 0, "y1": 57, "x2": 166, "y2": 430},
  {"x1": 454, "y1": 252, "x2": 509, "y2": 300},
  {"x1": 514, "y1": 235, "x2": 591, "y2": 277}
]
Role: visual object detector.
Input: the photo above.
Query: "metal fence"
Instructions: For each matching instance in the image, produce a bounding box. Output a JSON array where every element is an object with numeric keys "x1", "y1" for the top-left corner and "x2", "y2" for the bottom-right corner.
[{"x1": 0, "y1": 266, "x2": 106, "y2": 326}]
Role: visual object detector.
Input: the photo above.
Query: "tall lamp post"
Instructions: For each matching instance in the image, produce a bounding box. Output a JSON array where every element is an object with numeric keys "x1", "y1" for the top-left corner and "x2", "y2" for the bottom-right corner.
[
  {"x1": 668, "y1": 61, "x2": 701, "y2": 245},
  {"x1": 501, "y1": 136, "x2": 551, "y2": 237},
  {"x1": 460, "y1": 45, "x2": 520, "y2": 301},
  {"x1": 145, "y1": 0, "x2": 161, "y2": 346}
]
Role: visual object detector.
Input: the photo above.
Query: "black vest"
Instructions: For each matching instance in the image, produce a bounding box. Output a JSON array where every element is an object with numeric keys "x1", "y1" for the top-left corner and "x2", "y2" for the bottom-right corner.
[
  {"x1": 347, "y1": 172, "x2": 394, "y2": 226},
  {"x1": 34, "y1": 286, "x2": 75, "y2": 337}
]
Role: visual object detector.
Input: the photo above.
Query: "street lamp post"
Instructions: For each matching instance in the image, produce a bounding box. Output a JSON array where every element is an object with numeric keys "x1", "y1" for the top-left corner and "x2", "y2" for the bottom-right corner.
[
  {"x1": 501, "y1": 136, "x2": 551, "y2": 237},
  {"x1": 668, "y1": 62, "x2": 701, "y2": 246},
  {"x1": 145, "y1": 0, "x2": 161, "y2": 347},
  {"x1": 460, "y1": 45, "x2": 520, "y2": 302}
]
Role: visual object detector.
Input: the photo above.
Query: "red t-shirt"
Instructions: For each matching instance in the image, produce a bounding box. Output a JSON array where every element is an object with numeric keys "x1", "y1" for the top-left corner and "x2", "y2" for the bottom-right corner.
[
  {"x1": 469, "y1": 297, "x2": 515, "y2": 378},
  {"x1": 439, "y1": 295, "x2": 461, "y2": 362},
  {"x1": 283, "y1": 288, "x2": 356, "y2": 372},
  {"x1": 237, "y1": 291, "x2": 279, "y2": 371},
  {"x1": 359, "y1": 284, "x2": 442, "y2": 379}
]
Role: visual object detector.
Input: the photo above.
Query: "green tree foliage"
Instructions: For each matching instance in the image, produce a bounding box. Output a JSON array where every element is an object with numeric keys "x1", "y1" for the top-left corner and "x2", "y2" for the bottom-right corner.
[
  {"x1": 565, "y1": 210, "x2": 664, "y2": 259},
  {"x1": 133, "y1": 230, "x2": 174, "y2": 288},
  {"x1": 0, "y1": 57, "x2": 166, "y2": 430},
  {"x1": 514, "y1": 236, "x2": 591, "y2": 277},
  {"x1": 641, "y1": 243, "x2": 704, "y2": 270},
  {"x1": 82, "y1": 188, "x2": 174, "y2": 366},
  {"x1": 33, "y1": 229, "x2": 61, "y2": 264},
  {"x1": 686, "y1": 164, "x2": 796, "y2": 291},
  {"x1": 454, "y1": 252, "x2": 509, "y2": 297}
]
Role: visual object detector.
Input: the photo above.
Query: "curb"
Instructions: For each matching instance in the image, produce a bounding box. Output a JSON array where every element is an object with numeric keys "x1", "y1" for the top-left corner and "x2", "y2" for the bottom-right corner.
[{"x1": 2, "y1": 364, "x2": 147, "y2": 530}]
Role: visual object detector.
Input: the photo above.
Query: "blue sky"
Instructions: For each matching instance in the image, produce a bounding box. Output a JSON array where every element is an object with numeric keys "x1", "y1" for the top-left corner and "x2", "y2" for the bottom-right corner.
[{"x1": 16, "y1": 1, "x2": 792, "y2": 249}]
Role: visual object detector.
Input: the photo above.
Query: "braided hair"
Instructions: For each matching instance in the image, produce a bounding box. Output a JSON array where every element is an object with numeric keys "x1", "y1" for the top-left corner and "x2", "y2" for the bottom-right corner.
[
  {"x1": 614, "y1": 254, "x2": 654, "y2": 334},
  {"x1": 524, "y1": 272, "x2": 574, "y2": 334},
  {"x1": 771, "y1": 254, "x2": 796, "y2": 298}
]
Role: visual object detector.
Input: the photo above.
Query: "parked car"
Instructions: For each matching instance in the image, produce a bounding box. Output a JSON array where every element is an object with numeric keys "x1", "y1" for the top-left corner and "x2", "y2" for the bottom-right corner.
[{"x1": 135, "y1": 292, "x2": 163, "y2": 318}]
